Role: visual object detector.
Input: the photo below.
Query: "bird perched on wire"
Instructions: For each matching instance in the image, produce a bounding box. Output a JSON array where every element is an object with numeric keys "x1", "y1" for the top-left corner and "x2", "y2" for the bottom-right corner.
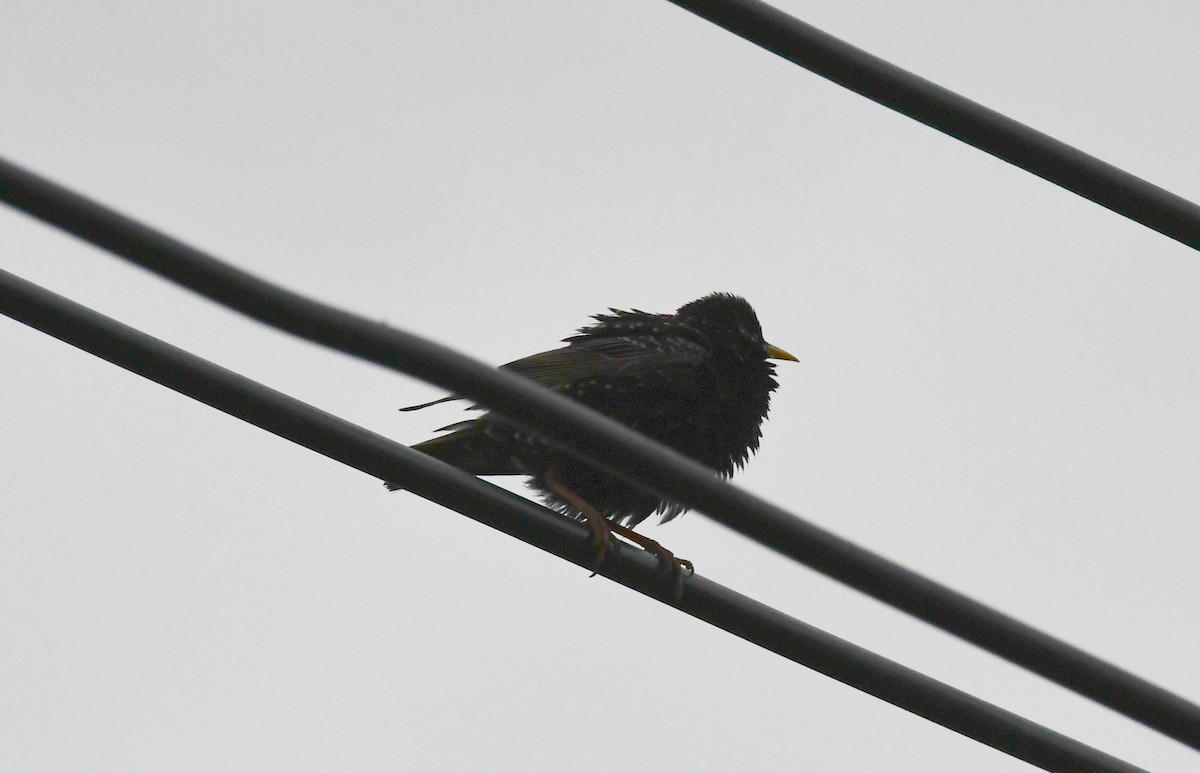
[{"x1": 391, "y1": 292, "x2": 796, "y2": 582}]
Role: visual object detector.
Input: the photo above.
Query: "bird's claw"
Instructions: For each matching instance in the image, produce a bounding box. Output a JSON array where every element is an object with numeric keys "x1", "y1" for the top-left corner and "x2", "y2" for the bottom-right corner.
[
  {"x1": 586, "y1": 515, "x2": 613, "y2": 577},
  {"x1": 545, "y1": 469, "x2": 691, "y2": 596},
  {"x1": 606, "y1": 520, "x2": 693, "y2": 599},
  {"x1": 656, "y1": 549, "x2": 693, "y2": 601}
]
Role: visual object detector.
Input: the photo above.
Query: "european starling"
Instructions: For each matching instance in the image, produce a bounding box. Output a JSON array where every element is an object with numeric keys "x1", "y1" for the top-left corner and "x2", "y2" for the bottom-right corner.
[{"x1": 393, "y1": 292, "x2": 796, "y2": 578}]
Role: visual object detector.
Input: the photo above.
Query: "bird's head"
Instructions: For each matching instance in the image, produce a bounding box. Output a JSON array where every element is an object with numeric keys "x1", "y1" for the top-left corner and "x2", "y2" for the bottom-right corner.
[{"x1": 676, "y1": 292, "x2": 797, "y2": 364}]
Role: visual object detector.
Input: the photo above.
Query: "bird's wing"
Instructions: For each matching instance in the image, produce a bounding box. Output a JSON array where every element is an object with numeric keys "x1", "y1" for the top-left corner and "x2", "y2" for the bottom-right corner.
[
  {"x1": 399, "y1": 337, "x2": 705, "y2": 411},
  {"x1": 501, "y1": 336, "x2": 707, "y2": 390}
]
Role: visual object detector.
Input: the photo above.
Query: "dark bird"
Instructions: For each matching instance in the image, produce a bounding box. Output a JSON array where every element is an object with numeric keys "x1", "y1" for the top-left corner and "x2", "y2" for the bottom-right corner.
[{"x1": 392, "y1": 292, "x2": 796, "y2": 579}]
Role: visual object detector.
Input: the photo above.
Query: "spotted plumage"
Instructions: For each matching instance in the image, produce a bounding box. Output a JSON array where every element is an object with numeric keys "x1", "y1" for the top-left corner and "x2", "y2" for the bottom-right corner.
[{"x1": 395, "y1": 293, "x2": 796, "y2": 531}]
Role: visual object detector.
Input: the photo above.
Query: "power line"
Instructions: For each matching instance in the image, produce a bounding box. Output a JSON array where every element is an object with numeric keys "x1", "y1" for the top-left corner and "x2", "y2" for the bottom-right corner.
[
  {"x1": 0, "y1": 266, "x2": 1150, "y2": 773},
  {"x1": 1, "y1": 155, "x2": 1197, "y2": 750},
  {"x1": 664, "y1": 0, "x2": 1200, "y2": 251}
]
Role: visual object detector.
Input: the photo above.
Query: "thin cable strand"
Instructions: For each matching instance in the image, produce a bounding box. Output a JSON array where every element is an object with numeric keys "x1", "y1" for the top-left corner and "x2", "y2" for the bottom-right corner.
[
  {"x1": 1, "y1": 156, "x2": 1197, "y2": 749},
  {"x1": 663, "y1": 0, "x2": 1200, "y2": 250},
  {"x1": 0, "y1": 267, "x2": 1151, "y2": 773}
]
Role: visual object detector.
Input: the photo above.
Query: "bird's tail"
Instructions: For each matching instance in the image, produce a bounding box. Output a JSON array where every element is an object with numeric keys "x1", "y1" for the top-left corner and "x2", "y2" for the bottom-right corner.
[
  {"x1": 397, "y1": 395, "x2": 461, "y2": 411},
  {"x1": 384, "y1": 420, "x2": 523, "y2": 492},
  {"x1": 411, "y1": 421, "x2": 524, "y2": 476}
]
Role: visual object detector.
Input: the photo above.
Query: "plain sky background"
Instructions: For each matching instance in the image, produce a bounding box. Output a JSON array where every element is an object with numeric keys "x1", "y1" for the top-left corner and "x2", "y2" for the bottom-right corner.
[{"x1": 2, "y1": 2, "x2": 1198, "y2": 771}]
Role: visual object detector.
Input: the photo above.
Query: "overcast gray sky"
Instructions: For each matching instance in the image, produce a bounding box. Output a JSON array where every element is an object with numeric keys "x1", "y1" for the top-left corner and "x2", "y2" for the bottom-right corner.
[{"x1": 2, "y1": 2, "x2": 1199, "y2": 771}]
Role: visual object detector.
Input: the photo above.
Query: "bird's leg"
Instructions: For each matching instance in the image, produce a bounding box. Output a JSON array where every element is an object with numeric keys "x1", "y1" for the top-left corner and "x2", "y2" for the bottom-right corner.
[
  {"x1": 607, "y1": 521, "x2": 693, "y2": 599},
  {"x1": 543, "y1": 469, "x2": 692, "y2": 597},
  {"x1": 607, "y1": 521, "x2": 694, "y2": 578},
  {"x1": 543, "y1": 468, "x2": 612, "y2": 576}
]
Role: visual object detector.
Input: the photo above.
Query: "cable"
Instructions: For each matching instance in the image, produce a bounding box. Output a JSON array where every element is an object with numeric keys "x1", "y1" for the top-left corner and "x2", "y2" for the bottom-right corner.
[
  {"x1": 0, "y1": 267, "x2": 1150, "y2": 773},
  {"x1": 1, "y1": 156, "x2": 1197, "y2": 749},
  {"x1": 663, "y1": 0, "x2": 1200, "y2": 251}
]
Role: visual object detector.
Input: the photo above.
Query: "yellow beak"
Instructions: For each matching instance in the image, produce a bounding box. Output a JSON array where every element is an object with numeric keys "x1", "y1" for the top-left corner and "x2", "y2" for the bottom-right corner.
[{"x1": 765, "y1": 342, "x2": 798, "y2": 362}]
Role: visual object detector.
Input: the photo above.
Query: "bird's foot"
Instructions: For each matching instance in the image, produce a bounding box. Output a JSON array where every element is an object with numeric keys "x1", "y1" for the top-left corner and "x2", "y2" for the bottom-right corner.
[
  {"x1": 545, "y1": 468, "x2": 614, "y2": 576},
  {"x1": 583, "y1": 511, "x2": 613, "y2": 577},
  {"x1": 543, "y1": 469, "x2": 693, "y2": 596},
  {"x1": 609, "y1": 521, "x2": 693, "y2": 599}
]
